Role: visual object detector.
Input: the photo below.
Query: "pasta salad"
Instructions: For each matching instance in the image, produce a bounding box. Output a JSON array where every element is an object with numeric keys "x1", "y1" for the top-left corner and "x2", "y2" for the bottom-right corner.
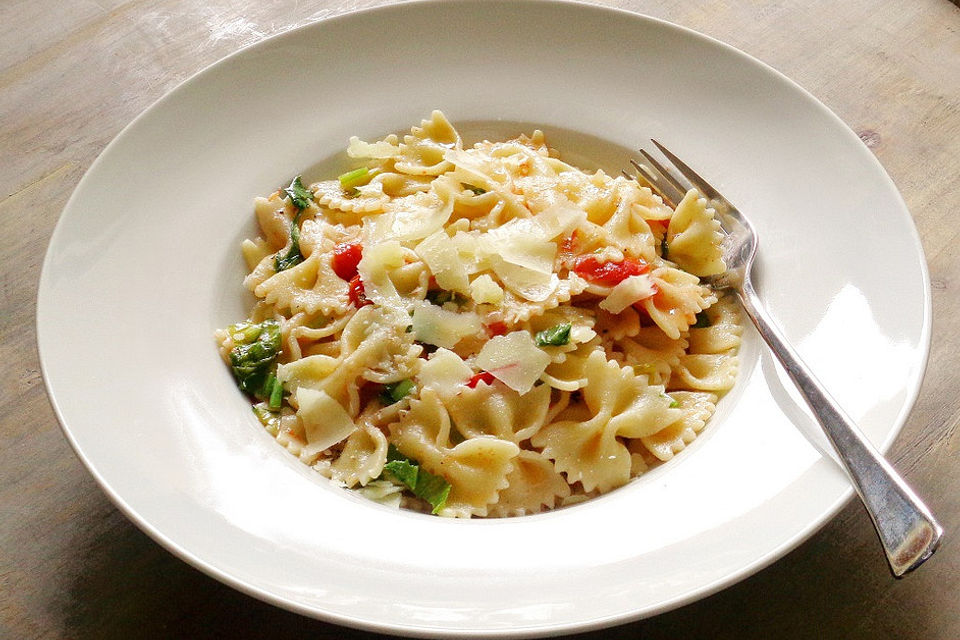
[{"x1": 216, "y1": 111, "x2": 741, "y2": 517}]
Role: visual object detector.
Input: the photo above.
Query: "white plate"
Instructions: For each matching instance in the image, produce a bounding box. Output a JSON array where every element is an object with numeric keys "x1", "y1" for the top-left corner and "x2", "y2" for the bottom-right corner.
[{"x1": 37, "y1": 0, "x2": 930, "y2": 636}]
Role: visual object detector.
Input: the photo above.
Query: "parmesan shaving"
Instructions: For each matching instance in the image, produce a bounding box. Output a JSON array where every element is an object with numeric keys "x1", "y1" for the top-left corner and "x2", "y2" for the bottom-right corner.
[
  {"x1": 598, "y1": 274, "x2": 657, "y2": 314},
  {"x1": 411, "y1": 302, "x2": 483, "y2": 349},
  {"x1": 480, "y1": 221, "x2": 556, "y2": 274},
  {"x1": 277, "y1": 354, "x2": 339, "y2": 392},
  {"x1": 381, "y1": 183, "x2": 455, "y2": 242},
  {"x1": 492, "y1": 259, "x2": 559, "y2": 302},
  {"x1": 415, "y1": 230, "x2": 471, "y2": 294},
  {"x1": 532, "y1": 200, "x2": 587, "y2": 239},
  {"x1": 417, "y1": 348, "x2": 474, "y2": 398},
  {"x1": 296, "y1": 388, "x2": 358, "y2": 456},
  {"x1": 357, "y1": 240, "x2": 407, "y2": 309},
  {"x1": 475, "y1": 332, "x2": 551, "y2": 394},
  {"x1": 469, "y1": 274, "x2": 504, "y2": 304}
]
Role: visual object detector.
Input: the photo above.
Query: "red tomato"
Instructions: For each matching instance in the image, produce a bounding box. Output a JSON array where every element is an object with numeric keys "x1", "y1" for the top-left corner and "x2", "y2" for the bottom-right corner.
[
  {"x1": 348, "y1": 274, "x2": 372, "y2": 307},
  {"x1": 485, "y1": 321, "x2": 508, "y2": 337},
  {"x1": 572, "y1": 255, "x2": 649, "y2": 286},
  {"x1": 466, "y1": 371, "x2": 495, "y2": 388},
  {"x1": 331, "y1": 242, "x2": 363, "y2": 281}
]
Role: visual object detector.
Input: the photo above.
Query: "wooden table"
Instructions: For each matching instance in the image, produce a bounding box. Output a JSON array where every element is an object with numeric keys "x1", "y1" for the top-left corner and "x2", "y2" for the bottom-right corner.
[{"x1": 3, "y1": 1, "x2": 958, "y2": 637}]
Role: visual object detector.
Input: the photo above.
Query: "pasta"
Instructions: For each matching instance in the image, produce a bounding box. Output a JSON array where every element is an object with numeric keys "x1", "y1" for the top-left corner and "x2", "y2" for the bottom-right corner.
[{"x1": 216, "y1": 111, "x2": 741, "y2": 517}]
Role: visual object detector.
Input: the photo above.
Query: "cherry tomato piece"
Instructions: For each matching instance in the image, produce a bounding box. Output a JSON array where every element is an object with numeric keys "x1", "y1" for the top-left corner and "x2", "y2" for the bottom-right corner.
[
  {"x1": 572, "y1": 255, "x2": 649, "y2": 286},
  {"x1": 331, "y1": 242, "x2": 363, "y2": 281},
  {"x1": 466, "y1": 371, "x2": 496, "y2": 388},
  {"x1": 485, "y1": 321, "x2": 508, "y2": 337}
]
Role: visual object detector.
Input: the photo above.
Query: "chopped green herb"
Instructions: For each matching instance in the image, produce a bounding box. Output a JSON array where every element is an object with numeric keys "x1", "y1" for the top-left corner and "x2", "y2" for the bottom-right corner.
[
  {"x1": 229, "y1": 319, "x2": 281, "y2": 396},
  {"x1": 228, "y1": 321, "x2": 266, "y2": 345},
  {"x1": 660, "y1": 233, "x2": 669, "y2": 260},
  {"x1": 461, "y1": 183, "x2": 486, "y2": 195},
  {"x1": 338, "y1": 167, "x2": 371, "y2": 191},
  {"x1": 380, "y1": 379, "x2": 416, "y2": 405},
  {"x1": 427, "y1": 289, "x2": 450, "y2": 305},
  {"x1": 381, "y1": 446, "x2": 451, "y2": 514},
  {"x1": 692, "y1": 310, "x2": 712, "y2": 328},
  {"x1": 266, "y1": 374, "x2": 283, "y2": 410},
  {"x1": 252, "y1": 403, "x2": 280, "y2": 435},
  {"x1": 535, "y1": 323, "x2": 572, "y2": 347},
  {"x1": 274, "y1": 209, "x2": 304, "y2": 272},
  {"x1": 252, "y1": 403, "x2": 272, "y2": 423},
  {"x1": 426, "y1": 289, "x2": 467, "y2": 307},
  {"x1": 660, "y1": 392, "x2": 680, "y2": 409},
  {"x1": 283, "y1": 175, "x2": 314, "y2": 210}
]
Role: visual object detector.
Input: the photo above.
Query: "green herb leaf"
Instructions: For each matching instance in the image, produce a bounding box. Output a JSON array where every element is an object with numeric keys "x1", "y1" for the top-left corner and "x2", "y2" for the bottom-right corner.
[
  {"x1": 381, "y1": 445, "x2": 451, "y2": 514},
  {"x1": 274, "y1": 209, "x2": 304, "y2": 272},
  {"x1": 380, "y1": 379, "x2": 416, "y2": 405},
  {"x1": 261, "y1": 372, "x2": 276, "y2": 400},
  {"x1": 229, "y1": 320, "x2": 281, "y2": 396},
  {"x1": 284, "y1": 175, "x2": 314, "y2": 210},
  {"x1": 276, "y1": 176, "x2": 311, "y2": 271},
  {"x1": 660, "y1": 233, "x2": 669, "y2": 260},
  {"x1": 386, "y1": 444, "x2": 406, "y2": 463},
  {"x1": 416, "y1": 472, "x2": 452, "y2": 515},
  {"x1": 426, "y1": 289, "x2": 467, "y2": 307},
  {"x1": 535, "y1": 323, "x2": 572, "y2": 347},
  {"x1": 383, "y1": 459, "x2": 419, "y2": 489},
  {"x1": 461, "y1": 183, "x2": 486, "y2": 195},
  {"x1": 692, "y1": 310, "x2": 712, "y2": 328}
]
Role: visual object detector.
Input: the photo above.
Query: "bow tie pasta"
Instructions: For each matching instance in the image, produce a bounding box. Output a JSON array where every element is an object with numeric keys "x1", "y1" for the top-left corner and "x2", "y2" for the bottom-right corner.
[{"x1": 216, "y1": 111, "x2": 741, "y2": 517}]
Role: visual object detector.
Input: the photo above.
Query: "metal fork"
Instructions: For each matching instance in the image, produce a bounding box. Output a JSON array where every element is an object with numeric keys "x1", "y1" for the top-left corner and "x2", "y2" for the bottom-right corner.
[{"x1": 626, "y1": 141, "x2": 942, "y2": 577}]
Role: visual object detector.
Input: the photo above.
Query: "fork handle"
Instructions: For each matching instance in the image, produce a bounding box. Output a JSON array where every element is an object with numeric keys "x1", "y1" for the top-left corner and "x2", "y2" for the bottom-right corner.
[{"x1": 737, "y1": 279, "x2": 942, "y2": 577}]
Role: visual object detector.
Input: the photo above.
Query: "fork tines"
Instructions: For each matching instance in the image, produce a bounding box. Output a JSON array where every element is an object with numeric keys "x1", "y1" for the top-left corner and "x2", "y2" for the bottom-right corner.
[
  {"x1": 623, "y1": 154, "x2": 682, "y2": 209},
  {"x1": 650, "y1": 140, "x2": 722, "y2": 201},
  {"x1": 627, "y1": 140, "x2": 733, "y2": 215}
]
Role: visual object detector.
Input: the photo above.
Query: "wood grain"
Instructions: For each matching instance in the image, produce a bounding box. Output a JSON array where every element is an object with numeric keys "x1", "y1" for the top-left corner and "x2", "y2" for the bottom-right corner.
[{"x1": 2, "y1": 1, "x2": 958, "y2": 638}]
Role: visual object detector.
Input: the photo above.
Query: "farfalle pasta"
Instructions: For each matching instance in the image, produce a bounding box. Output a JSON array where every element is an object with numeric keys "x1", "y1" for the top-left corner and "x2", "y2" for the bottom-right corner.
[{"x1": 216, "y1": 111, "x2": 741, "y2": 517}]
